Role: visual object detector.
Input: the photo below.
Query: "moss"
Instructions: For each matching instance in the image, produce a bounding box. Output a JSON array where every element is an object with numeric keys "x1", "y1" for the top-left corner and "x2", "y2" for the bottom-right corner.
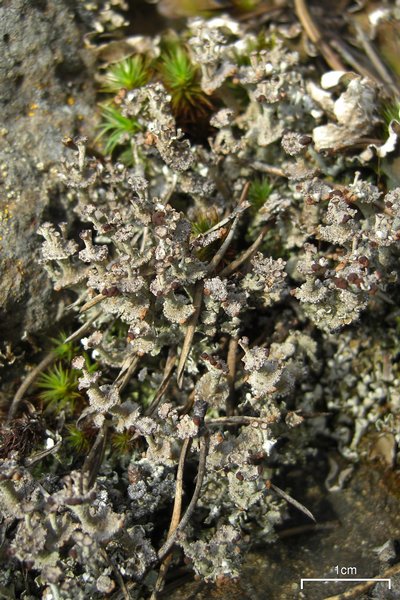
[
  {"x1": 381, "y1": 98, "x2": 400, "y2": 133},
  {"x1": 65, "y1": 424, "x2": 91, "y2": 454},
  {"x1": 97, "y1": 104, "x2": 141, "y2": 154},
  {"x1": 248, "y1": 177, "x2": 273, "y2": 213},
  {"x1": 111, "y1": 430, "x2": 135, "y2": 455},
  {"x1": 101, "y1": 55, "x2": 152, "y2": 93},
  {"x1": 158, "y1": 45, "x2": 213, "y2": 119},
  {"x1": 50, "y1": 331, "x2": 79, "y2": 362},
  {"x1": 37, "y1": 363, "x2": 80, "y2": 413}
]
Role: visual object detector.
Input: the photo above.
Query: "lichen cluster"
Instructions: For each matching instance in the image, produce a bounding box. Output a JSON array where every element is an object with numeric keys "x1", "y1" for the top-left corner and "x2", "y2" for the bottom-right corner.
[{"x1": 2, "y1": 7, "x2": 400, "y2": 599}]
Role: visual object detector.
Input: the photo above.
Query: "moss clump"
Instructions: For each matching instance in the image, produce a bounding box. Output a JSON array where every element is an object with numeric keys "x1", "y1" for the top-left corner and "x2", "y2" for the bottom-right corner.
[
  {"x1": 158, "y1": 45, "x2": 213, "y2": 119},
  {"x1": 248, "y1": 177, "x2": 273, "y2": 213},
  {"x1": 37, "y1": 363, "x2": 80, "y2": 413},
  {"x1": 97, "y1": 104, "x2": 141, "y2": 154},
  {"x1": 101, "y1": 55, "x2": 152, "y2": 93}
]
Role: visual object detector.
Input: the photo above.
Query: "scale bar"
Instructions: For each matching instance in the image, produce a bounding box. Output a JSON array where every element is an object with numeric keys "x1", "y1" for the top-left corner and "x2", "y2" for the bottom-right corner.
[{"x1": 300, "y1": 578, "x2": 391, "y2": 590}]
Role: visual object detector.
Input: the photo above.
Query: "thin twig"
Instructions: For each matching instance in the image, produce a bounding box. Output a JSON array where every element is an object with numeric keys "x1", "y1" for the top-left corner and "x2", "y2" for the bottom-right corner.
[
  {"x1": 238, "y1": 4, "x2": 283, "y2": 23},
  {"x1": 331, "y1": 137, "x2": 387, "y2": 153},
  {"x1": 115, "y1": 354, "x2": 139, "y2": 393},
  {"x1": 269, "y1": 482, "x2": 316, "y2": 522},
  {"x1": 353, "y1": 22, "x2": 399, "y2": 95},
  {"x1": 294, "y1": 0, "x2": 346, "y2": 71},
  {"x1": 206, "y1": 415, "x2": 279, "y2": 427},
  {"x1": 329, "y1": 37, "x2": 380, "y2": 82},
  {"x1": 79, "y1": 293, "x2": 105, "y2": 313},
  {"x1": 100, "y1": 548, "x2": 131, "y2": 600},
  {"x1": 178, "y1": 389, "x2": 195, "y2": 416},
  {"x1": 220, "y1": 226, "x2": 269, "y2": 277},
  {"x1": 64, "y1": 311, "x2": 102, "y2": 343},
  {"x1": 226, "y1": 337, "x2": 239, "y2": 417},
  {"x1": 162, "y1": 173, "x2": 178, "y2": 206},
  {"x1": 192, "y1": 182, "x2": 250, "y2": 243},
  {"x1": 323, "y1": 562, "x2": 400, "y2": 600},
  {"x1": 151, "y1": 439, "x2": 192, "y2": 599},
  {"x1": 82, "y1": 420, "x2": 109, "y2": 489},
  {"x1": 146, "y1": 350, "x2": 177, "y2": 416},
  {"x1": 8, "y1": 351, "x2": 56, "y2": 422},
  {"x1": 205, "y1": 215, "x2": 239, "y2": 275},
  {"x1": 238, "y1": 180, "x2": 251, "y2": 206},
  {"x1": 252, "y1": 161, "x2": 287, "y2": 178},
  {"x1": 161, "y1": 576, "x2": 204, "y2": 600},
  {"x1": 277, "y1": 521, "x2": 338, "y2": 539},
  {"x1": 24, "y1": 435, "x2": 63, "y2": 467},
  {"x1": 192, "y1": 209, "x2": 241, "y2": 242},
  {"x1": 176, "y1": 281, "x2": 204, "y2": 389},
  {"x1": 203, "y1": 183, "x2": 250, "y2": 275},
  {"x1": 158, "y1": 434, "x2": 209, "y2": 562},
  {"x1": 65, "y1": 289, "x2": 89, "y2": 311},
  {"x1": 167, "y1": 439, "x2": 192, "y2": 536},
  {"x1": 139, "y1": 226, "x2": 149, "y2": 254}
]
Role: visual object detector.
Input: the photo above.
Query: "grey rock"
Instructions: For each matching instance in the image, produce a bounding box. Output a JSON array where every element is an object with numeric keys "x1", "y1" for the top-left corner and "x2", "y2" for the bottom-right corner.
[{"x1": 0, "y1": 0, "x2": 96, "y2": 343}]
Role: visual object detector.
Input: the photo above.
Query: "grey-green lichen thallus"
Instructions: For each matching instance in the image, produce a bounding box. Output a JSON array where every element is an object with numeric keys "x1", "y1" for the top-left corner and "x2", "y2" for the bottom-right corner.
[{"x1": 2, "y1": 2, "x2": 400, "y2": 598}]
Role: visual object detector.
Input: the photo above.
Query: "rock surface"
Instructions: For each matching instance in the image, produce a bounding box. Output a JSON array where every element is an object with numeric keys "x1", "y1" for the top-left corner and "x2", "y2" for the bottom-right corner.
[{"x1": 0, "y1": 0, "x2": 96, "y2": 344}]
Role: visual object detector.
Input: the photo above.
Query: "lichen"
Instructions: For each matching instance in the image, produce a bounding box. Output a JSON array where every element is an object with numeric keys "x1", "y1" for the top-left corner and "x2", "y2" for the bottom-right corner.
[{"x1": 4, "y1": 3, "x2": 400, "y2": 598}]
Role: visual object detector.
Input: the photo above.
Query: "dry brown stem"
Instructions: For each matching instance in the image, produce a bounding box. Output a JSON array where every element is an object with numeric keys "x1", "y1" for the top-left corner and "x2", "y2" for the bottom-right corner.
[
  {"x1": 294, "y1": 0, "x2": 346, "y2": 71},
  {"x1": 151, "y1": 438, "x2": 192, "y2": 599},
  {"x1": 176, "y1": 281, "x2": 204, "y2": 389},
  {"x1": 158, "y1": 433, "x2": 209, "y2": 562}
]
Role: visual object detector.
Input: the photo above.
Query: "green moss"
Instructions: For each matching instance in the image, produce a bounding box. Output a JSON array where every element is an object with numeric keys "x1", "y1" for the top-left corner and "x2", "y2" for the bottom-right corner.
[
  {"x1": 111, "y1": 430, "x2": 134, "y2": 455},
  {"x1": 50, "y1": 331, "x2": 79, "y2": 362},
  {"x1": 37, "y1": 363, "x2": 80, "y2": 413},
  {"x1": 159, "y1": 46, "x2": 212, "y2": 119},
  {"x1": 97, "y1": 46, "x2": 212, "y2": 153},
  {"x1": 65, "y1": 424, "x2": 90, "y2": 454},
  {"x1": 234, "y1": 0, "x2": 260, "y2": 10},
  {"x1": 131, "y1": 380, "x2": 154, "y2": 409},
  {"x1": 248, "y1": 177, "x2": 273, "y2": 212},
  {"x1": 191, "y1": 208, "x2": 222, "y2": 261},
  {"x1": 101, "y1": 55, "x2": 151, "y2": 93},
  {"x1": 381, "y1": 99, "x2": 400, "y2": 133},
  {"x1": 97, "y1": 104, "x2": 141, "y2": 154},
  {"x1": 191, "y1": 207, "x2": 220, "y2": 236}
]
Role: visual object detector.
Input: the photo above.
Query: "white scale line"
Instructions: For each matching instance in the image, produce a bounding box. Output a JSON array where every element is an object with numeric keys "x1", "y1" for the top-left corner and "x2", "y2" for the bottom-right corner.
[{"x1": 300, "y1": 578, "x2": 391, "y2": 590}]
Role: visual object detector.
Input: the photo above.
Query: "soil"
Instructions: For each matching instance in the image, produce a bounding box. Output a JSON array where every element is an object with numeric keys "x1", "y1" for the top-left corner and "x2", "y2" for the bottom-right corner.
[{"x1": 167, "y1": 456, "x2": 400, "y2": 599}]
